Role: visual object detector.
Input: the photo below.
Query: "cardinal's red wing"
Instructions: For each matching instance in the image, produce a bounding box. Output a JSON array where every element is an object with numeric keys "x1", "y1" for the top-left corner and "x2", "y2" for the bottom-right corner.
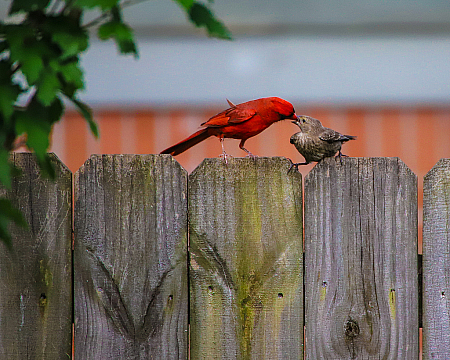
[{"x1": 202, "y1": 107, "x2": 257, "y2": 127}]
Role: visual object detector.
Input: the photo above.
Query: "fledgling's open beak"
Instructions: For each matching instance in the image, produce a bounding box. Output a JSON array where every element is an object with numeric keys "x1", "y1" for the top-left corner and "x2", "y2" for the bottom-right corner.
[{"x1": 291, "y1": 119, "x2": 302, "y2": 128}]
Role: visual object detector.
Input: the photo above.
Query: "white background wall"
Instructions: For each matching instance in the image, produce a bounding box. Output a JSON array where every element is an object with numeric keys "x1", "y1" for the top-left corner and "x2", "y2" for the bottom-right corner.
[
  {"x1": 2, "y1": 0, "x2": 450, "y2": 106},
  {"x1": 81, "y1": 35, "x2": 450, "y2": 106}
]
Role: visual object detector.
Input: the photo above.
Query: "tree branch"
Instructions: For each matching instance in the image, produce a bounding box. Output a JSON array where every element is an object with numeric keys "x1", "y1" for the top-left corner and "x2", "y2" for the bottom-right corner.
[{"x1": 82, "y1": 0, "x2": 152, "y2": 29}]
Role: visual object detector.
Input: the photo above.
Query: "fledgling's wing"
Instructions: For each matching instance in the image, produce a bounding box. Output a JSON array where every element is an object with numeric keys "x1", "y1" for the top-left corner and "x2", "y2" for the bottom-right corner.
[{"x1": 319, "y1": 129, "x2": 347, "y2": 143}]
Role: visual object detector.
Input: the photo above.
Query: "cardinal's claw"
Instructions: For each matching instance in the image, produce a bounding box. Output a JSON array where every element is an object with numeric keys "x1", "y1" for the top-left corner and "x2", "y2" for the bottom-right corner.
[{"x1": 219, "y1": 153, "x2": 233, "y2": 164}]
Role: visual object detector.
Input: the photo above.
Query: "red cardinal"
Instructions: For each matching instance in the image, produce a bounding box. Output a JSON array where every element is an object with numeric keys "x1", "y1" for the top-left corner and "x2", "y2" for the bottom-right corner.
[{"x1": 160, "y1": 97, "x2": 298, "y2": 158}]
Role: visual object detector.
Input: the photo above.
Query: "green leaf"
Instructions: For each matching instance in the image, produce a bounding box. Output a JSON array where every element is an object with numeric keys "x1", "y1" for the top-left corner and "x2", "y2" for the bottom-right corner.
[
  {"x1": 52, "y1": 59, "x2": 83, "y2": 98},
  {"x1": 4, "y1": 25, "x2": 34, "y2": 61},
  {"x1": 13, "y1": 96, "x2": 60, "y2": 180},
  {"x1": 0, "y1": 217, "x2": 12, "y2": 249},
  {"x1": 0, "y1": 150, "x2": 12, "y2": 189},
  {"x1": 189, "y1": 3, "x2": 232, "y2": 40},
  {"x1": 0, "y1": 199, "x2": 27, "y2": 228},
  {"x1": 36, "y1": 68, "x2": 60, "y2": 106},
  {"x1": 15, "y1": 96, "x2": 63, "y2": 157},
  {"x1": 15, "y1": 112, "x2": 50, "y2": 158},
  {"x1": 53, "y1": 32, "x2": 89, "y2": 59},
  {"x1": 21, "y1": 52, "x2": 44, "y2": 84},
  {"x1": 0, "y1": 40, "x2": 8, "y2": 54},
  {"x1": 116, "y1": 37, "x2": 137, "y2": 56},
  {"x1": 0, "y1": 60, "x2": 12, "y2": 82},
  {"x1": 5, "y1": 25, "x2": 50, "y2": 84},
  {"x1": 59, "y1": 61, "x2": 84, "y2": 90},
  {"x1": 44, "y1": 16, "x2": 89, "y2": 59},
  {"x1": 74, "y1": 0, "x2": 120, "y2": 10},
  {"x1": 46, "y1": 96, "x2": 65, "y2": 124},
  {"x1": 0, "y1": 198, "x2": 28, "y2": 250},
  {"x1": 37, "y1": 154, "x2": 56, "y2": 179},
  {"x1": 173, "y1": 0, "x2": 195, "y2": 10},
  {"x1": 0, "y1": 83, "x2": 21, "y2": 122},
  {"x1": 59, "y1": 82, "x2": 77, "y2": 99},
  {"x1": 9, "y1": 0, "x2": 50, "y2": 15},
  {"x1": 98, "y1": 20, "x2": 138, "y2": 57},
  {"x1": 70, "y1": 98, "x2": 99, "y2": 138}
]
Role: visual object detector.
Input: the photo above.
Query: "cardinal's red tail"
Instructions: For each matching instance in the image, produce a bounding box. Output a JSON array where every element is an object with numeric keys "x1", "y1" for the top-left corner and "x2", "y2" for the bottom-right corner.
[{"x1": 160, "y1": 129, "x2": 211, "y2": 156}]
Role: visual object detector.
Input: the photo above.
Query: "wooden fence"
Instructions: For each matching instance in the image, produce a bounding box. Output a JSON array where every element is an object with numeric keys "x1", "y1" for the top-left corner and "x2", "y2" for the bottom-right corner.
[{"x1": 0, "y1": 153, "x2": 448, "y2": 359}]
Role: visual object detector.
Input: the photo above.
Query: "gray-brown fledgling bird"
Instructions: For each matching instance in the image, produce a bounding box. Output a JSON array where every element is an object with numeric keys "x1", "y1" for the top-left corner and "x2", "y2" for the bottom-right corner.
[{"x1": 289, "y1": 115, "x2": 356, "y2": 172}]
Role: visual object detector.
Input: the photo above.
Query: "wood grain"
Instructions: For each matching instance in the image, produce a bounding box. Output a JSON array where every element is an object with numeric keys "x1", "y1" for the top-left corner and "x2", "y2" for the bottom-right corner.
[
  {"x1": 188, "y1": 157, "x2": 303, "y2": 360},
  {"x1": 304, "y1": 157, "x2": 418, "y2": 359},
  {"x1": 74, "y1": 154, "x2": 188, "y2": 359},
  {"x1": 0, "y1": 153, "x2": 72, "y2": 359},
  {"x1": 423, "y1": 158, "x2": 450, "y2": 359}
]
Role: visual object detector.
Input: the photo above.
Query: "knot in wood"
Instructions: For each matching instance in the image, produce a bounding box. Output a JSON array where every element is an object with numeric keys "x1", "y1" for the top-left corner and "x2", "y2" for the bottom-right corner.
[
  {"x1": 39, "y1": 293, "x2": 47, "y2": 317},
  {"x1": 345, "y1": 319, "x2": 360, "y2": 339}
]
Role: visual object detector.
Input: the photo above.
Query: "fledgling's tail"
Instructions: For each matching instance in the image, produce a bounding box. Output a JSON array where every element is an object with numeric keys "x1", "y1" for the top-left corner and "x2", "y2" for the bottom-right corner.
[
  {"x1": 160, "y1": 129, "x2": 211, "y2": 156},
  {"x1": 343, "y1": 135, "x2": 357, "y2": 142}
]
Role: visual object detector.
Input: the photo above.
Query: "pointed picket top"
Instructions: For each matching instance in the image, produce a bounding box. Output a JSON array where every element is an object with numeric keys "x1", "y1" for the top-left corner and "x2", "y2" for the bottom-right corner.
[
  {"x1": 0, "y1": 153, "x2": 72, "y2": 359},
  {"x1": 189, "y1": 156, "x2": 303, "y2": 359},
  {"x1": 304, "y1": 156, "x2": 418, "y2": 359},
  {"x1": 74, "y1": 154, "x2": 188, "y2": 359}
]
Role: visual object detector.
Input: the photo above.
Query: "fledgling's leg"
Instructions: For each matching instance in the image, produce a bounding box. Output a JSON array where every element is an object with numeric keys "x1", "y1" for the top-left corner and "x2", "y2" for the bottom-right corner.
[
  {"x1": 288, "y1": 160, "x2": 310, "y2": 174},
  {"x1": 335, "y1": 150, "x2": 349, "y2": 164}
]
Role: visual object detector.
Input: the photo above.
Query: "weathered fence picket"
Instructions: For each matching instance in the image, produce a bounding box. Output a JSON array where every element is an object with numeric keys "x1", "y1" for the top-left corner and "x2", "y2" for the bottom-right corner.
[
  {"x1": 73, "y1": 154, "x2": 188, "y2": 359},
  {"x1": 4, "y1": 153, "x2": 450, "y2": 359},
  {"x1": 304, "y1": 157, "x2": 418, "y2": 358},
  {"x1": 423, "y1": 159, "x2": 450, "y2": 359},
  {"x1": 0, "y1": 153, "x2": 72, "y2": 359},
  {"x1": 188, "y1": 157, "x2": 304, "y2": 359}
]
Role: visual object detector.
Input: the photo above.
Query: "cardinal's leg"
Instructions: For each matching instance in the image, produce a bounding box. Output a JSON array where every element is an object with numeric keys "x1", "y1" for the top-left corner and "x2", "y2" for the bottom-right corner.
[
  {"x1": 218, "y1": 136, "x2": 232, "y2": 164},
  {"x1": 239, "y1": 139, "x2": 256, "y2": 158}
]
